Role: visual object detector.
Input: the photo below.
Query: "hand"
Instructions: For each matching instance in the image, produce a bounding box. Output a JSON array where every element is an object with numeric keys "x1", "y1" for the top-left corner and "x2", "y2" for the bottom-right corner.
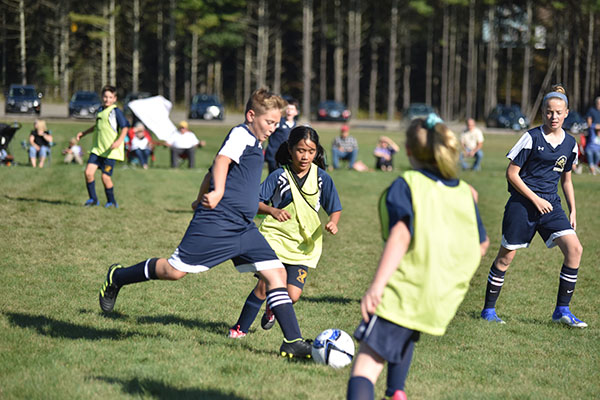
[
  {"x1": 271, "y1": 208, "x2": 291, "y2": 222},
  {"x1": 360, "y1": 285, "x2": 383, "y2": 322},
  {"x1": 569, "y1": 211, "x2": 577, "y2": 230},
  {"x1": 76, "y1": 132, "x2": 84, "y2": 141},
  {"x1": 534, "y1": 197, "x2": 553, "y2": 214},
  {"x1": 191, "y1": 199, "x2": 199, "y2": 210},
  {"x1": 325, "y1": 221, "x2": 338, "y2": 235},
  {"x1": 201, "y1": 190, "x2": 223, "y2": 209},
  {"x1": 110, "y1": 139, "x2": 123, "y2": 150}
]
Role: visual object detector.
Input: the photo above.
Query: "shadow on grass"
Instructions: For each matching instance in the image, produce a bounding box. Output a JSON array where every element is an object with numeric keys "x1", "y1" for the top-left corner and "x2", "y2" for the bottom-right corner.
[
  {"x1": 95, "y1": 376, "x2": 250, "y2": 400},
  {"x1": 137, "y1": 314, "x2": 230, "y2": 335},
  {"x1": 301, "y1": 294, "x2": 356, "y2": 305},
  {"x1": 3, "y1": 194, "x2": 79, "y2": 206},
  {"x1": 4, "y1": 312, "x2": 160, "y2": 340},
  {"x1": 165, "y1": 208, "x2": 193, "y2": 214}
]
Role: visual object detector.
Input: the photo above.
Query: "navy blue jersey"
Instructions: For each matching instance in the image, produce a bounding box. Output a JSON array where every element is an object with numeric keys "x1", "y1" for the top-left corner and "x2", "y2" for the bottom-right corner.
[
  {"x1": 98, "y1": 105, "x2": 129, "y2": 131},
  {"x1": 264, "y1": 118, "x2": 296, "y2": 164},
  {"x1": 506, "y1": 126, "x2": 578, "y2": 195},
  {"x1": 187, "y1": 125, "x2": 263, "y2": 236},
  {"x1": 385, "y1": 169, "x2": 487, "y2": 243},
  {"x1": 259, "y1": 165, "x2": 342, "y2": 215}
]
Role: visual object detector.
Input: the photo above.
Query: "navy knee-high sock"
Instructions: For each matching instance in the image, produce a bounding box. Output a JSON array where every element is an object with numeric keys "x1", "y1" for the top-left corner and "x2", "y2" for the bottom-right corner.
[
  {"x1": 347, "y1": 376, "x2": 374, "y2": 400},
  {"x1": 483, "y1": 262, "x2": 506, "y2": 310},
  {"x1": 113, "y1": 258, "x2": 158, "y2": 287},
  {"x1": 105, "y1": 187, "x2": 116, "y2": 204},
  {"x1": 233, "y1": 291, "x2": 265, "y2": 333},
  {"x1": 385, "y1": 338, "x2": 416, "y2": 396},
  {"x1": 266, "y1": 288, "x2": 302, "y2": 341},
  {"x1": 557, "y1": 265, "x2": 579, "y2": 307},
  {"x1": 86, "y1": 181, "x2": 97, "y2": 201}
]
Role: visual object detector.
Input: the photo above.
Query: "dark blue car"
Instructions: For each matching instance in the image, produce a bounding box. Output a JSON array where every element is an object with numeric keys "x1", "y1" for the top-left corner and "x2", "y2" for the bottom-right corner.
[
  {"x1": 5, "y1": 84, "x2": 42, "y2": 114},
  {"x1": 69, "y1": 91, "x2": 101, "y2": 118},
  {"x1": 189, "y1": 94, "x2": 225, "y2": 120}
]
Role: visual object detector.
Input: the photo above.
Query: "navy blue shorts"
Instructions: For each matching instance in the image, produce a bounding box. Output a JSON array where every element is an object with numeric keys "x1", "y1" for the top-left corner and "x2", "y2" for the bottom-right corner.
[
  {"x1": 354, "y1": 315, "x2": 420, "y2": 364},
  {"x1": 501, "y1": 192, "x2": 575, "y2": 250},
  {"x1": 168, "y1": 224, "x2": 283, "y2": 273},
  {"x1": 88, "y1": 153, "x2": 117, "y2": 176}
]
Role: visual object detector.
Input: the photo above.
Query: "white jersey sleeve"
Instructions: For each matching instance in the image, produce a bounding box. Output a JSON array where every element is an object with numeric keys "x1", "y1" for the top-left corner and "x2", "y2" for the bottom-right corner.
[{"x1": 218, "y1": 126, "x2": 257, "y2": 164}]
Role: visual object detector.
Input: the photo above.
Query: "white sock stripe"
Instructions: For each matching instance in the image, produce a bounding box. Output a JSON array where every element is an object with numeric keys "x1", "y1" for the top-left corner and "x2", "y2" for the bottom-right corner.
[
  {"x1": 269, "y1": 299, "x2": 292, "y2": 308},
  {"x1": 267, "y1": 291, "x2": 291, "y2": 308},
  {"x1": 487, "y1": 278, "x2": 504, "y2": 287},
  {"x1": 559, "y1": 275, "x2": 578, "y2": 283},
  {"x1": 488, "y1": 274, "x2": 504, "y2": 282},
  {"x1": 144, "y1": 259, "x2": 151, "y2": 280},
  {"x1": 560, "y1": 272, "x2": 578, "y2": 279},
  {"x1": 267, "y1": 292, "x2": 290, "y2": 301}
]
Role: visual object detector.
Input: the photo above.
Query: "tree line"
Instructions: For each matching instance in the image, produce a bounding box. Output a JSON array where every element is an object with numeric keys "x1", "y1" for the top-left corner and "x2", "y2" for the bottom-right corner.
[{"x1": 2, "y1": 0, "x2": 600, "y2": 122}]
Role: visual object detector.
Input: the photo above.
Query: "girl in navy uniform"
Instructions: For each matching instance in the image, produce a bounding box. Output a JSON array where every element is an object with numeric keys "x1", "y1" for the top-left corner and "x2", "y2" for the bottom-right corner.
[
  {"x1": 98, "y1": 89, "x2": 313, "y2": 358},
  {"x1": 228, "y1": 126, "x2": 342, "y2": 339},
  {"x1": 347, "y1": 115, "x2": 489, "y2": 400},
  {"x1": 481, "y1": 85, "x2": 586, "y2": 327}
]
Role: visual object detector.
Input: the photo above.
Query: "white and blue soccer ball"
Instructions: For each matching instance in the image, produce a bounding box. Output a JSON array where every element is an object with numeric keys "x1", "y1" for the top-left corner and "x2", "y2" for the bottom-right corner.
[{"x1": 312, "y1": 329, "x2": 355, "y2": 369}]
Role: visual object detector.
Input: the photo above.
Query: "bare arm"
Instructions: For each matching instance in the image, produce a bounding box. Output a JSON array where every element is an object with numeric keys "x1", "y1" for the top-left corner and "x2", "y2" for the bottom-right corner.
[
  {"x1": 506, "y1": 161, "x2": 553, "y2": 214},
  {"x1": 76, "y1": 125, "x2": 95, "y2": 141},
  {"x1": 361, "y1": 220, "x2": 411, "y2": 322},
  {"x1": 110, "y1": 127, "x2": 128, "y2": 150},
  {"x1": 325, "y1": 210, "x2": 341, "y2": 234},
  {"x1": 258, "y1": 202, "x2": 291, "y2": 221},
  {"x1": 201, "y1": 155, "x2": 232, "y2": 209},
  {"x1": 560, "y1": 170, "x2": 577, "y2": 229},
  {"x1": 191, "y1": 172, "x2": 212, "y2": 210}
]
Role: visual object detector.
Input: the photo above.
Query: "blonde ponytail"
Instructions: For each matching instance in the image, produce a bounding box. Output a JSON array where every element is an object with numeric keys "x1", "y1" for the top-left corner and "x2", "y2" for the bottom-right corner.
[{"x1": 406, "y1": 118, "x2": 459, "y2": 179}]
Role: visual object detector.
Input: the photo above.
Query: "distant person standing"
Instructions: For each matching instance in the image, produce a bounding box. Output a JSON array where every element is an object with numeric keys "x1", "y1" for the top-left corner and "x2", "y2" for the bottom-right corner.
[
  {"x1": 584, "y1": 96, "x2": 600, "y2": 174},
  {"x1": 265, "y1": 98, "x2": 298, "y2": 173},
  {"x1": 77, "y1": 85, "x2": 129, "y2": 208},
  {"x1": 460, "y1": 118, "x2": 484, "y2": 171},
  {"x1": 28, "y1": 119, "x2": 53, "y2": 168},
  {"x1": 584, "y1": 96, "x2": 600, "y2": 133},
  {"x1": 166, "y1": 121, "x2": 206, "y2": 168},
  {"x1": 332, "y1": 124, "x2": 359, "y2": 169}
]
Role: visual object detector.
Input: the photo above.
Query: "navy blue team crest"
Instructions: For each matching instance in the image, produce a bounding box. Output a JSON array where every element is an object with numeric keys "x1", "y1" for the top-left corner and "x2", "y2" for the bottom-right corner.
[{"x1": 553, "y1": 155, "x2": 567, "y2": 172}]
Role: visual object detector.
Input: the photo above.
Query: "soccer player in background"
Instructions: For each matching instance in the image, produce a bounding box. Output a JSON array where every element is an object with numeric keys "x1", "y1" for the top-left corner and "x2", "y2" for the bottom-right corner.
[
  {"x1": 229, "y1": 125, "x2": 342, "y2": 340},
  {"x1": 480, "y1": 84, "x2": 586, "y2": 327},
  {"x1": 347, "y1": 115, "x2": 489, "y2": 400},
  {"x1": 98, "y1": 88, "x2": 313, "y2": 358},
  {"x1": 264, "y1": 97, "x2": 298, "y2": 173},
  {"x1": 76, "y1": 85, "x2": 129, "y2": 208}
]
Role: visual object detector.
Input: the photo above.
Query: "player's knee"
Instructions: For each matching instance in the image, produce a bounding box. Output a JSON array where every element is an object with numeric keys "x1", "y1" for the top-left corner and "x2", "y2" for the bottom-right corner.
[{"x1": 157, "y1": 259, "x2": 186, "y2": 280}]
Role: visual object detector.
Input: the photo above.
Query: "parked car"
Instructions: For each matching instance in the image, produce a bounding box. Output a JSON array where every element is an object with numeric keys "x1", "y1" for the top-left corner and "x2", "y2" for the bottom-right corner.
[
  {"x1": 123, "y1": 92, "x2": 151, "y2": 115},
  {"x1": 486, "y1": 104, "x2": 530, "y2": 131},
  {"x1": 403, "y1": 103, "x2": 438, "y2": 121},
  {"x1": 5, "y1": 84, "x2": 42, "y2": 114},
  {"x1": 562, "y1": 111, "x2": 588, "y2": 134},
  {"x1": 316, "y1": 100, "x2": 350, "y2": 122},
  {"x1": 189, "y1": 94, "x2": 225, "y2": 120},
  {"x1": 69, "y1": 91, "x2": 101, "y2": 118}
]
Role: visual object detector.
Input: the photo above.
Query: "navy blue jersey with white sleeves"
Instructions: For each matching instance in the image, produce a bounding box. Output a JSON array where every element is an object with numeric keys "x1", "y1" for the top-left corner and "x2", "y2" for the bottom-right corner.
[
  {"x1": 506, "y1": 126, "x2": 578, "y2": 195},
  {"x1": 264, "y1": 118, "x2": 296, "y2": 164},
  {"x1": 98, "y1": 105, "x2": 129, "y2": 131},
  {"x1": 185, "y1": 125, "x2": 263, "y2": 236},
  {"x1": 259, "y1": 166, "x2": 342, "y2": 215},
  {"x1": 385, "y1": 169, "x2": 487, "y2": 243}
]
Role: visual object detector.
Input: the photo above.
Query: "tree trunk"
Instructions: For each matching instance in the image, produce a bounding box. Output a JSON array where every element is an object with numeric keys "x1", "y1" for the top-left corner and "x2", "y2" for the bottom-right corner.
[
  {"x1": 157, "y1": 7, "x2": 164, "y2": 96},
  {"x1": 191, "y1": 32, "x2": 198, "y2": 96},
  {"x1": 215, "y1": 60, "x2": 222, "y2": 99},
  {"x1": 583, "y1": 10, "x2": 593, "y2": 107},
  {"x1": 168, "y1": 0, "x2": 176, "y2": 102},
  {"x1": 243, "y1": 2, "x2": 253, "y2": 102},
  {"x1": 319, "y1": 0, "x2": 327, "y2": 102},
  {"x1": 485, "y1": 6, "x2": 497, "y2": 116},
  {"x1": 59, "y1": 0, "x2": 69, "y2": 100},
  {"x1": 347, "y1": 0, "x2": 361, "y2": 116},
  {"x1": 18, "y1": 0, "x2": 26, "y2": 84},
  {"x1": 521, "y1": 0, "x2": 532, "y2": 114},
  {"x1": 402, "y1": 24, "x2": 410, "y2": 112},
  {"x1": 573, "y1": 35, "x2": 581, "y2": 112},
  {"x1": 387, "y1": 0, "x2": 398, "y2": 121},
  {"x1": 448, "y1": 6, "x2": 457, "y2": 120},
  {"x1": 441, "y1": 4, "x2": 449, "y2": 120},
  {"x1": 465, "y1": 0, "x2": 475, "y2": 119},
  {"x1": 368, "y1": 38, "x2": 379, "y2": 120},
  {"x1": 273, "y1": 32, "x2": 282, "y2": 94},
  {"x1": 505, "y1": 47, "x2": 512, "y2": 106},
  {"x1": 132, "y1": 0, "x2": 140, "y2": 92},
  {"x1": 426, "y1": 20, "x2": 433, "y2": 106},
  {"x1": 334, "y1": 0, "x2": 343, "y2": 103},
  {"x1": 102, "y1": 4, "x2": 108, "y2": 86},
  {"x1": 302, "y1": 0, "x2": 313, "y2": 122},
  {"x1": 109, "y1": 0, "x2": 116, "y2": 85},
  {"x1": 256, "y1": 0, "x2": 268, "y2": 88}
]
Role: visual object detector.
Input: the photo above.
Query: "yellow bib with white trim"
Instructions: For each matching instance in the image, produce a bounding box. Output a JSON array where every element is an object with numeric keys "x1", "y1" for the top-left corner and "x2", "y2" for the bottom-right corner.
[{"x1": 259, "y1": 164, "x2": 323, "y2": 268}]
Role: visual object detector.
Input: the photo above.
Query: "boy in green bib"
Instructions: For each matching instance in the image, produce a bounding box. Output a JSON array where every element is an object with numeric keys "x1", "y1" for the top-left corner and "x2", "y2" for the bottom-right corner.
[
  {"x1": 229, "y1": 126, "x2": 342, "y2": 339},
  {"x1": 76, "y1": 85, "x2": 129, "y2": 208},
  {"x1": 347, "y1": 115, "x2": 489, "y2": 400}
]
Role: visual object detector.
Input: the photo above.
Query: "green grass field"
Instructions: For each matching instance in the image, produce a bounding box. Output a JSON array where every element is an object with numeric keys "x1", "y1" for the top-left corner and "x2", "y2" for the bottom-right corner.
[{"x1": 1, "y1": 121, "x2": 598, "y2": 399}]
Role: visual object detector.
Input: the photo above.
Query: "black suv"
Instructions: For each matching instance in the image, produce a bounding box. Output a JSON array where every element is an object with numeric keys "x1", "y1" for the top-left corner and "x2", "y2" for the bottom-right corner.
[{"x1": 5, "y1": 84, "x2": 42, "y2": 114}]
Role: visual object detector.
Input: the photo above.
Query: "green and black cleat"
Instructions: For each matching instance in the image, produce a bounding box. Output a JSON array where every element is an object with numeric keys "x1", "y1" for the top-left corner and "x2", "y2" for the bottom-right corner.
[
  {"x1": 280, "y1": 338, "x2": 313, "y2": 359},
  {"x1": 99, "y1": 264, "x2": 122, "y2": 313}
]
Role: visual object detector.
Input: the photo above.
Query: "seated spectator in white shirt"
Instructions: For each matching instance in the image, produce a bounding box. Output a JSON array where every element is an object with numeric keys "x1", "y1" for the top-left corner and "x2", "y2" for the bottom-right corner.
[{"x1": 166, "y1": 120, "x2": 206, "y2": 168}]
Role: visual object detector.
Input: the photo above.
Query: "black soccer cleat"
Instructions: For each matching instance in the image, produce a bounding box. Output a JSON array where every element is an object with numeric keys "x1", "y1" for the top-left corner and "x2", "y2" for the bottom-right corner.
[
  {"x1": 279, "y1": 338, "x2": 312, "y2": 359},
  {"x1": 99, "y1": 264, "x2": 122, "y2": 313},
  {"x1": 260, "y1": 306, "x2": 276, "y2": 330}
]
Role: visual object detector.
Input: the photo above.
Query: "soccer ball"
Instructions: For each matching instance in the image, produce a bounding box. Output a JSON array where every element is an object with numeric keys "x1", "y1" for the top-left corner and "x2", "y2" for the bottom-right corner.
[{"x1": 312, "y1": 329, "x2": 355, "y2": 369}]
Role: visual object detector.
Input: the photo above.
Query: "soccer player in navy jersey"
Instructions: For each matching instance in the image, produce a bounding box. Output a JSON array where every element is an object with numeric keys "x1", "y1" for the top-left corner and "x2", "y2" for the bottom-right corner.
[
  {"x1": 98, "y1": 88, "x2": 314, "y2": 358},
  {"x1": 264, "y1": 98, "x2": 298, "y2": 173},
  {"x1": 481, "y1": 84, "x2": 587, "y2": 328}
]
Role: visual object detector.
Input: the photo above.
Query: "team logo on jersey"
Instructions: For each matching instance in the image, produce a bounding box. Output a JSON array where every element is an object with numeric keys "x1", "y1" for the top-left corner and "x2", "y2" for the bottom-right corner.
[
  {"x1": 537, "y1": 146, "x2": 545, "y2": 151},
  {"x1": 296, "y1": 269, "x2": 307, "y2": 284},
  {"x1": 553, "y1": 155, "x2": 567, "y2": 172}
]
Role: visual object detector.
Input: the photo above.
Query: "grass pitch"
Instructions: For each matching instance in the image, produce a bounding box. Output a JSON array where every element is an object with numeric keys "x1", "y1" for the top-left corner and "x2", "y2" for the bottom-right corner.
[{"x1": 0, "y1": 120, "x2": 598, "y2": 399}]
